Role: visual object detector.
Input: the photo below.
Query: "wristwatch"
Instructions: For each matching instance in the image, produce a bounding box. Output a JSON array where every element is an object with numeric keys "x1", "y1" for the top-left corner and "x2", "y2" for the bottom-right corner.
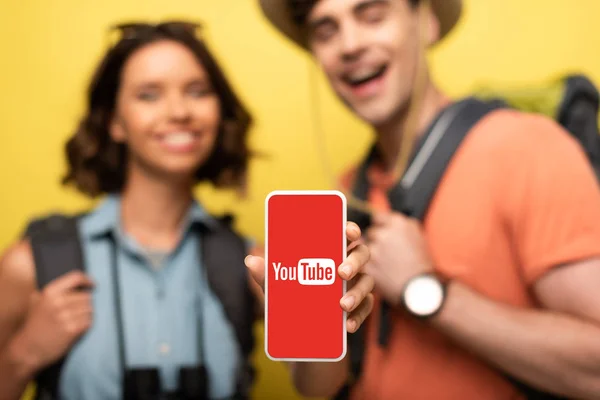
[{"x1": 401, "y1": 272, "x2": 447, "y2": 319}]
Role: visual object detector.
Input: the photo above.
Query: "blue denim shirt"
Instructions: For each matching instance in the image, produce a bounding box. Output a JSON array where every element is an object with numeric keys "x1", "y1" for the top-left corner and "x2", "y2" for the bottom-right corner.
[{"x1": 57, "y1": 195, "x2": 243, "y2": 399}]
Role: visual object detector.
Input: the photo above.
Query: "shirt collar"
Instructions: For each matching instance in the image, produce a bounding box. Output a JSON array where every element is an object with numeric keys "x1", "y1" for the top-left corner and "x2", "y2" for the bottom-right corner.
[{"x1": 80, "y1": 193, "x2": 219, "y2": 241}]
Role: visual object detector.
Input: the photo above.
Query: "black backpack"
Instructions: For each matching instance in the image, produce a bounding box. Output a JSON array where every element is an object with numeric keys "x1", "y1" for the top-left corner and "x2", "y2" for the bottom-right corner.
[
  {"x1": 23, "y1": 211, "x2": 257, "y2": 400},
  {"x1": 336, "y1": 74, "x2": 600, "y2": 400}
]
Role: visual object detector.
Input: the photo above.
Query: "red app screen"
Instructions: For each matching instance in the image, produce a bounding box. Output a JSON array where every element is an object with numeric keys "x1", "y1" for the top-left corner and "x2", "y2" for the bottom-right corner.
[{"x1": 265, "y1": 190, "x2": 346, "y2": 361}]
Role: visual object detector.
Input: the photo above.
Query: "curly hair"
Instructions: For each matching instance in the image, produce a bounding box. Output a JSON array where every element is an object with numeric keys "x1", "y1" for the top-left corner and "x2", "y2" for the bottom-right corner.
[
  {"x1": 288, "y1": 0, "x2": 421, "y2": 26},
  {"x1": 62, "y1": 22, "x2": 253, "y2": 197}
]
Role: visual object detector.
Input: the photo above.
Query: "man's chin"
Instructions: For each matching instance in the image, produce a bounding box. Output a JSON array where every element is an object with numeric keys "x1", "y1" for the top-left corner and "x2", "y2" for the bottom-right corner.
[
  {"x1": 349, "y1": 103, "x2": 395, "y2": 128},
  {"x1": 334, "y1": 90, "x2": 396, "y2": 127}
]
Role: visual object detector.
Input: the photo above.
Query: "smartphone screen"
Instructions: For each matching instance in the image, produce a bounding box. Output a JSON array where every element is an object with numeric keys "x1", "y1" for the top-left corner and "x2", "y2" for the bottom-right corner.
[{"x1": 264, "y1": 190, "x2": 347, "y2": 361}]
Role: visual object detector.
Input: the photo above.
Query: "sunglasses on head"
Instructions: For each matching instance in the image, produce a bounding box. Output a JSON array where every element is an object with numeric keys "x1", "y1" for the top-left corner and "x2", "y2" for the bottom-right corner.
[{"x1": 106, "y1": 20, "x2": 204, "y2": 46}]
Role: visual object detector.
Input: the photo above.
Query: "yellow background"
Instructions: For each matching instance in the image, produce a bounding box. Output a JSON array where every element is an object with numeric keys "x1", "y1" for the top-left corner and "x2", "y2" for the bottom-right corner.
[{"x1": 0, "y1": 0, "x2": 598, "y2": 399}]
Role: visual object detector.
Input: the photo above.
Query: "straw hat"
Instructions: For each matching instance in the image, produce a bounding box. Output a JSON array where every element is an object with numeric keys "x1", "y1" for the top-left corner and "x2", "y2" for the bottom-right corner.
[{"x1": 258, "y1": 0, "x2": 462, "y2": 49}]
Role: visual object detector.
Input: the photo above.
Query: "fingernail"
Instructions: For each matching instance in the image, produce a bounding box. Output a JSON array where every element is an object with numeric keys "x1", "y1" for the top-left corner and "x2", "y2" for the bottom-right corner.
[
  {"x1": 340, "y1": 264, "x2": 351, "y2": 278},
  {"x1": 244, "y1": 255, "x2": 253, "y2": 265},
  {"x1": 342, "y1": 296, "x2": 355, "y2": 310},
  {"x1": 348, "y1": 319, "x2": 357, "y2": 332}
]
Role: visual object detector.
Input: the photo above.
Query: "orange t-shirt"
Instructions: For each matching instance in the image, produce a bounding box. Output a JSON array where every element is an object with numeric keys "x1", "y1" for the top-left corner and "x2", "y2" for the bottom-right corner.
[{"x1": 343, "y1": 109, "x2": 600, "y2": 400}]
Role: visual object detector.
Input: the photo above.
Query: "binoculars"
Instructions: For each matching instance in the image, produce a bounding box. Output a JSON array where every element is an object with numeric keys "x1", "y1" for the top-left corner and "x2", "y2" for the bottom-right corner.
[{"x1": 123, "y1": 365, "x2": 209, "y2": 400}]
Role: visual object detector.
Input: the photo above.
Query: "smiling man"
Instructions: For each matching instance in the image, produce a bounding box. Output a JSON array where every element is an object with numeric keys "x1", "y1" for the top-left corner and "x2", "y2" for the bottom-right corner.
[{"x1": 254, "y1": 0, "x2": 600, "y2": 399}]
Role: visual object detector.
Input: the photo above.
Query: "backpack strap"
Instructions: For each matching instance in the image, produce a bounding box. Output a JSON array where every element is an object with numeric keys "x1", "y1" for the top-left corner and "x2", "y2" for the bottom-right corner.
[
  {"x1": 556, "y1": 74, "x2": 600, "y2": 180},
  {"x1": 398, "y1": 97, "x2": 505, "y2": 219},
  {"x1": 197, "y1": 215, "x2": 257, "y2": 397},
  {"x1": 345, "y1": 145, "x2": 379, "y2": 233},
  {"x1": 23, "y1": 213, "x2": 87, "y2": 400},
  {"x1": 25, "y1": 214, "x2": 86, "y2": 289}
]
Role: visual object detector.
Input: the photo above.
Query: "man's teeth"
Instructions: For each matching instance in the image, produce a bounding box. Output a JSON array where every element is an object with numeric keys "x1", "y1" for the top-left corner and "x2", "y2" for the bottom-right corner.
[
  {"x1": 163, "y1": 132, "x2": 195, "y2": 145},
  {"x1": 348, "y1": 67, "x2": 382, "y2": 83}
]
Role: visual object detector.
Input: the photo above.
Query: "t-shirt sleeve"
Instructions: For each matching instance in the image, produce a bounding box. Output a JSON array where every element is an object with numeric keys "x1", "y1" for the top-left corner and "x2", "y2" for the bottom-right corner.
[{"x1": 506, "y1": 116, "x2": 600, "y2": 284}]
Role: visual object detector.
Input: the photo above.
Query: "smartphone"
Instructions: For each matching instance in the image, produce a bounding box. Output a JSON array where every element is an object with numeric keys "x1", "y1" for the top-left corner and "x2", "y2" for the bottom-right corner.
[{"x1": 264, "y1": 190, "x2": 347, "y2": 362}]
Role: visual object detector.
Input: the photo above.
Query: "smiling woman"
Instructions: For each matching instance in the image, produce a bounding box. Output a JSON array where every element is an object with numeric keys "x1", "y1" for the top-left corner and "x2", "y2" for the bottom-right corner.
[
  {"x1": 0, "y1": 21, "x2": 262, "y2": 400},
  {"x1": 63, "y1": 21, "x2": 252, "y2": 198}
]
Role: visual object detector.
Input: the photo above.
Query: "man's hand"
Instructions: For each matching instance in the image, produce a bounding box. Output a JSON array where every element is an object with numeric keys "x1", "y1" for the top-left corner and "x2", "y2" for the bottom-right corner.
[
  {"x1": 245, "y1": 221, "x2": 374, "y2": 333},
  {"x1": 366, "y1": 211, "x2": 434, "y2": 306}
]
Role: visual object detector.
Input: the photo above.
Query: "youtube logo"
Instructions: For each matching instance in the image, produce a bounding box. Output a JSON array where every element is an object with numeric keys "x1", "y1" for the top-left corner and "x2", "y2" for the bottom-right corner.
[{"x1": 272, "y1": 258, "x2": 336, "y2": 285}]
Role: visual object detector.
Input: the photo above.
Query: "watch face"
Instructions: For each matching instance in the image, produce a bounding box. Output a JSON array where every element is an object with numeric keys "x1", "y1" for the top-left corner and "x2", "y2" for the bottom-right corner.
[{"x1": 404, "y1": 275, "x2": 444, "y2": 317}]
